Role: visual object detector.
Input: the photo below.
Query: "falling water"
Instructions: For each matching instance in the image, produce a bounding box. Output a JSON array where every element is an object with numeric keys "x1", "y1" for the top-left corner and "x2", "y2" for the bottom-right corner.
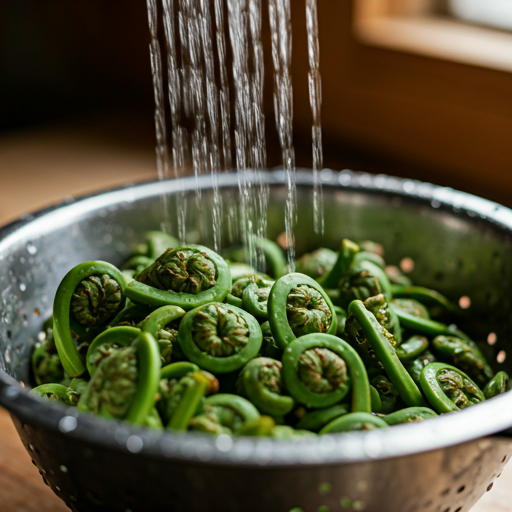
[
  {"x1": 162, "y1": 0, "x2": 187, "y2": 243},
  {"x1": 147, "y1": 0, "x2": 325, "y2": 272},
  {"x1": 227, "y1": 0, "x2": 268, "y2": 271},
  {"x1": 306, "y1": 0, "x2": 324, "y2": 235},
  {"x1": 268, "y1": 0, "x2": 297, "y2": 271},
  {"x1": 147, "y1": 0, "x2": 173, "y2": 236}
]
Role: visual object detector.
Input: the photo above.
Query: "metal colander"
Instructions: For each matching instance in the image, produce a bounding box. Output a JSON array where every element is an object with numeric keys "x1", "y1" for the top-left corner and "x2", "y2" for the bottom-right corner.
[{"x1": 1, "y1": 170, "x2": 511, "y2": 512}]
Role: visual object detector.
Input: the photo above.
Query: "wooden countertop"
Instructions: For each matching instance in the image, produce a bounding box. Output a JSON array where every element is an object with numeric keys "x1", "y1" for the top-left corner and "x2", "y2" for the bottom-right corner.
[{"x1": 0, "y1": 122, "x2": 511, "y2": 512}]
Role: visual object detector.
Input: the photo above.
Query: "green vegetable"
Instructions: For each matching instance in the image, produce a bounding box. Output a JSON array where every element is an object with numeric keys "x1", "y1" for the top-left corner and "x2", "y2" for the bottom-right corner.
[
  {"x1": 78, "y1": 332, "x2": 161, "y2": 424},
  {"x1": 177, "y1": 302, "x2": 262, "y2": 373},
  {"x1": 126, "y1": 245, "x2": 231, "y2": 309},
  {"x1": 483, "y1": 371, "x2": 509, "y2": 399},
  {"x1": 295, "y1": 404, "x2": 349, "y2": 432},
  {"x1": 371, "y1": 375, "x2": 401, "y2": 414},
  {"x1": 348, "y1": 300, "x2": 426, "y2": 407},
  {"x1": 281, "y1": 333, "x2": 371, "y2": 411},
  {"x1": 432, "y1": 335, "x2": 493, "y2": 386},
  {"x1": 320, "y1": 412, "x2": 388, "y2": 434},
  {"x1": 295, "y1": 247, "x2": 337, "y2": 280},
  {"x1": 268, "y1": 273, "x2": 337, "y2": 349},
  {"x1": 53, "y1": 261, "x2": 127, "y2": 377},
  {"x1": 420, "y1": 362, "x2": 485, "y2": 413},
  {"x1": 383, "y1": 407, "x2": 438, "y2": 425},
  {"x1": 139, "y1": 305, "x2": 186, "y2": 365},
  {"x1": 396, "y1": 335, "x2": 429, "y2": 362},
  {"x1": 236, "y1": 357, "x2": 295, "y2": 418}
]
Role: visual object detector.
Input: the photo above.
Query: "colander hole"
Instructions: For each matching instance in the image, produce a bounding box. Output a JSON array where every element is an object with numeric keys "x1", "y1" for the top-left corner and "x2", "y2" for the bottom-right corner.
[
  {"x1": 318, "y1": 482, "x2": 332, "y2": 495},
  {"x1": 497, "y1": 351, "x2": 507, "y2": 364},
  {"x1": 443, "y1": 508, "x2": 450, "y2": 512},
  {"x1": 459, "y1": 296, "x2": 471, "y2": 309},
  {"x1": 31, "y1": 459, "x2": 36, "y2": 466},
  {"x1": 497, "y1": 473, "x2": 502, "y2": 478},
  {"x1": 440, "y1": 489, "x2": 450, "y2": 496},
  {"x1": 454, "y1": 508, "x2": 462, "y2": 512},
  {"x1": 487, "y1": 483, "x2": 494, "y2": 492},
  {"x1": 502, "y1": 456, "x2": 507, "y2": 463},
  {"x1": 6, "y1": 330, "x2": 11, "y2": 339},
  {"x1": 340, "y1": 497, "x2": 351, "y2": 508},
  {"x1": 487, "y1": 333, "x2": 497, "y2": 345},
  {"x1": 457, "y1": 486, "x2": 465, "y2": 493},
  {"x1": 400, "y1": 257, "x2": 415, "y2": 273}
]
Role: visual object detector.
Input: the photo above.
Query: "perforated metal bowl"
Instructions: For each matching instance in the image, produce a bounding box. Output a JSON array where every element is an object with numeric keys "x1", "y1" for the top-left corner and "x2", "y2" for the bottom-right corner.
[{"x1": 1, "y1": 170, "x2": 512, "y2": 512}]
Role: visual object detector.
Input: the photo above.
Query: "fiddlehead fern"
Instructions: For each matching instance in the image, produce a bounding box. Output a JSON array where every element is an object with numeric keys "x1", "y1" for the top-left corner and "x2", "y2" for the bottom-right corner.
[
  {"x1": 420, "y1": 362, "x2": 485, "y2": 413},
  {"x1": 281, "y1": 333, "x2": 370, "y2": 411},
  {"x1": 268, "y1": 273, "x2": 337, "y2": 349},
  {"x1": 236, "y1": 357, "x2": 294, "y2": 418},
  {"x1": 53, "y1": 261, "x2": 127, "y2": 377},
  {"x1": 178, "y1": 302, "x2": 262, "y2": 373}
]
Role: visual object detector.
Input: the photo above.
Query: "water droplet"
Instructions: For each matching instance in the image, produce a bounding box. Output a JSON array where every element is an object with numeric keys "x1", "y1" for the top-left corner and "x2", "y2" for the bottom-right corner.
[
  {"x1": 58, "y1": 416, "x2": 77, "y2": 433},
  {"x1": 126, "y1": 435, "x2": 144, "y2": 453},
  {"x1": 27, "y1": 244, "x2": 37, "y2": 255},
  {"x1": 3, "y1": 386, "x2": 19, "y2": 399},
  {"x1": 215, "y1": 434, "x2": 233, "y2": 452}
]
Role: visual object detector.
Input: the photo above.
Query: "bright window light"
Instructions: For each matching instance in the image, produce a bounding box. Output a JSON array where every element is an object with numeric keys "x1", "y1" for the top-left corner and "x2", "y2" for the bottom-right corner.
[{"x1": 449, "y1": 0, "x2": 512, "y2": 32}]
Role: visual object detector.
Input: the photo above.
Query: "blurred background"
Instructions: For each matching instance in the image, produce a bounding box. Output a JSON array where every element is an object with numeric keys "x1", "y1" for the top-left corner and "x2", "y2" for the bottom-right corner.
[
  {"x1": 2, "y1": 0, "x2": 512, "y2": 226},
  {"x1": 1, "y1": 2, "x2": 512, "y2": 511}
]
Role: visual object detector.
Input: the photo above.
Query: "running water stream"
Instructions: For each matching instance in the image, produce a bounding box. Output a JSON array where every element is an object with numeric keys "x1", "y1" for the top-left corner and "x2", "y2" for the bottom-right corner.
[{"x1": 146, "y1": 0, "x2": 324, "y2": 272}]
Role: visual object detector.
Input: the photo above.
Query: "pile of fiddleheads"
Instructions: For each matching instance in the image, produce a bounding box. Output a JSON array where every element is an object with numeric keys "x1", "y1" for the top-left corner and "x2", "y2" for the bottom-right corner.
[{"x1": 29, "y1": 233, "x2": 509, "y2": 437}]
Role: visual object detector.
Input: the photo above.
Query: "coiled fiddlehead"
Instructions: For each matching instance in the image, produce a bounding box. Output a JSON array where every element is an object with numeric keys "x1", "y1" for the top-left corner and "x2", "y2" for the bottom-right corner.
[
  {"x1": 295, "y1": 247, "x2": 337, "y2": 280},
  {"x1": 286, "y1": 285, "x2": 332, "y2": 338},
  {"x1": 139, "y1": 305, "x2": 186, "y2": 365},
  {"x1": 29, "y1": 383, "x2": 80, "y2": 406},
  {"x1": 281, "y1": 333, "x2": 371, "y2": 411},
  {"x1": 320, "y1": 412, "x2": 389, "y2": 434},
  {"x1": 86, "y1": 326, "x2": 141, "y2": 377},
  {"x1": 32, "y1": 322, "x2": 67, "y2": 386},
  {"x1": 189, "y1": 394, "x2": 260, "y2": 435},
  {"x1": 178, "y1": 302, "x2": 262, "y2": 373},
  {"x1": 53, "y1": 261, "x2": 127, "y2": 377},
  {"x1": 236, "y1": 357, "x2": 294, "y2": 418},
  {"x1": 78, "y1": 332, "x2": 161, "y2": 424},
  {"x1": 382, "y1": 407, "x2": 438, "y2": 425},
  {"x1": 420, "y1": 362, "x2": 485, "y2": 413},
  {"x1": 432, "y1": 335, "x2": 493, "y2": 386},
  {"x1": 371, "y1": 375, "x2": 401, "y2": 414},
  {"x1": 268, "y1": 273, "x2": 337, "y2": 349},
  {"x1": 484, "y1": 371, "x2": 510, "y2": 399},
  {"x1": 126, "y1": 245, "x2": 231, "y2": 309}
]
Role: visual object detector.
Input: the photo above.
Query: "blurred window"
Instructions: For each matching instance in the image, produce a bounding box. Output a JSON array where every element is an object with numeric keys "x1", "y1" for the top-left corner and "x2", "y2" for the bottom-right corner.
[
  {"x1": 448, "y1": 0, "x2": 512, "y2": 32},
  {"x1": 354, "y1": 0, "x2": 512, "y2": 72}
]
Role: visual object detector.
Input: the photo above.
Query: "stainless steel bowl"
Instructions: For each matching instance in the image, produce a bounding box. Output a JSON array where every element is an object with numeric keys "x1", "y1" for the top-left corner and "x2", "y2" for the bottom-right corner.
[{"x1": 1, "y1": 170, "x2": 512, "y2": 512}]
